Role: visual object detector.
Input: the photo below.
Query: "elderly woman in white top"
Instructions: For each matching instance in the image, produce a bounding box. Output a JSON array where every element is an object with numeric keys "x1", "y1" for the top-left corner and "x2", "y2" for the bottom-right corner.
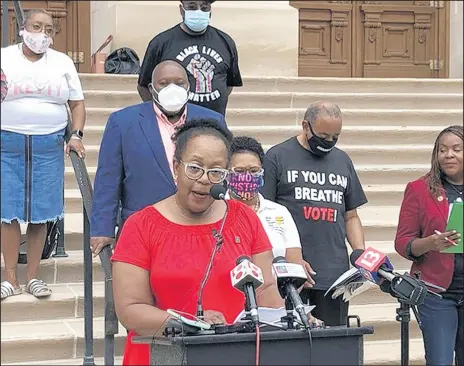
[
  {"x1": 228, "y1": 136, "x2": 317, "y2": 288},
  {"x1": 1, "y1": 9, "x2": 86, "y2": 299}
]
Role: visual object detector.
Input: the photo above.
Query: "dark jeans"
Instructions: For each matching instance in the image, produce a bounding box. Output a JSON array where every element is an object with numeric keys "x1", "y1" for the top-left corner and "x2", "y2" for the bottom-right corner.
[
  {"x1": 418, "y1": 293, "x2": 464, "y2": 366},
  {"x1": 300, "y1": 289, "x2": 349, "y2": 326}
]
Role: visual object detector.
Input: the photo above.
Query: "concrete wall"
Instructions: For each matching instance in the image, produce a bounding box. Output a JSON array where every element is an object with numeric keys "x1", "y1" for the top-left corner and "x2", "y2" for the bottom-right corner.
[
  {"x1": 90, "y1": 1, "x2": 298, "y2": 76},
  {"x1": 450, "y1": 1, "x2": 463, "y2": 78}
]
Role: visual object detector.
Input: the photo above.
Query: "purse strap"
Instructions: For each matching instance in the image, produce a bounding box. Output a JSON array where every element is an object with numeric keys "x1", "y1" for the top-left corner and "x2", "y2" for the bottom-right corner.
[{"x1": 93, "y1": 35, "x2": 113, "y2": 57}]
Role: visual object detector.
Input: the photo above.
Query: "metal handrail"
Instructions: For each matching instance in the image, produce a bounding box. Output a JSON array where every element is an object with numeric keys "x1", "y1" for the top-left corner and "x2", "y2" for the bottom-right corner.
[
  {"x1": 66, "y1": 117, "x2": 118, "y2": 365},
  {"x1": 1, "y1": 0, "x2": 23, "y2": 46}
]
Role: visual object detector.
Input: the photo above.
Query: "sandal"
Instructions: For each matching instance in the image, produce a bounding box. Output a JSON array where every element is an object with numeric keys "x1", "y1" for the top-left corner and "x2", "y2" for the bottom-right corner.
[
  {"x1": 1, "y1": 281, "x2": 22, "y2": 300},
  {"x1": 25, "y1": 278, "x2": 52, "y2": 298}
]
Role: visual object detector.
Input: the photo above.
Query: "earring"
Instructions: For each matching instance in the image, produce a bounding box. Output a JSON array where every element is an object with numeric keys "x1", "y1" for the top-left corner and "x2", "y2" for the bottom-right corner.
[{"x1": 174, "y1": 175, "x2": 178, "y2": 184}]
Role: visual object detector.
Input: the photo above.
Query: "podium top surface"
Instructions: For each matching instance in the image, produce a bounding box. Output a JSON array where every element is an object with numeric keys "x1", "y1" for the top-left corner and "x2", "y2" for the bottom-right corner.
[{"x1": 132, "y1": 326, "x2": 374, "y2": 346}]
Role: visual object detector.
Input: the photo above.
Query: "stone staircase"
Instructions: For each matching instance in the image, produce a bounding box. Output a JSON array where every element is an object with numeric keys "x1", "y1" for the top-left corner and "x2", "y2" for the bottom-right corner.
[{"x1": 1, "y1": 75, "x2": 462, "y2": 365}]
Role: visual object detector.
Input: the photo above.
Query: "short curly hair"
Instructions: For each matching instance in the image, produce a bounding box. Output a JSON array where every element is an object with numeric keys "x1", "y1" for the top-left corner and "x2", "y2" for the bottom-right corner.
[
  {"x1": 172, "y1": 118, "x2": 233, "y2": 163},
  {"x1": 230, "y1": 136, "x2": 265, "y2": 164}
]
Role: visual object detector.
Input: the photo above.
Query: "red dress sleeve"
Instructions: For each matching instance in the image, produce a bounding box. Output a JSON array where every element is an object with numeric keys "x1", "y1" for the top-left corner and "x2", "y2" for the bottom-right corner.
[{"x1": 111, "y1": 208, "x2": 152, "y2": 270}]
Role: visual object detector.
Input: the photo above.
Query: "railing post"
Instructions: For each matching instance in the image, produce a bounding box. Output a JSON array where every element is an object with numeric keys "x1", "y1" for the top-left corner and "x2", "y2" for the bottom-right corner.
[
  {"x1": 2, "y1": 0, "x2": 10, "y2": 47},
  {"x1": 83, "y1": 204, "x2": 95, "y2": 366},
  {"x1": 52, "y1": 219, "x2": 68, "y2": 258}
]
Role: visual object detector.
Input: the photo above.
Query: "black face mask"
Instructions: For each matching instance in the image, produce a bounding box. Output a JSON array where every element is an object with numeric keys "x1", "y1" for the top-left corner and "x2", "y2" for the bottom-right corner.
[{"x1": 307, "y1": 122, "x2": 338, "y2": 157}]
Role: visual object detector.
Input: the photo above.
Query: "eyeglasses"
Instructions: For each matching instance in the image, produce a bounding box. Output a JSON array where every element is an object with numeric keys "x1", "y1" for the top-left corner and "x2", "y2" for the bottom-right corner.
[
  {"x1": 230, "y1": 167, "x2": 264, "y2": 177},
  {"x1": 181, "y1": 161, "x2": 228, "y2": 184},
  {"x1": 26, "y1": 22, "x2": 56, "y2": 37},
  {"x1": 182, "y1": 2, "x2": 211, "y2": 12}
]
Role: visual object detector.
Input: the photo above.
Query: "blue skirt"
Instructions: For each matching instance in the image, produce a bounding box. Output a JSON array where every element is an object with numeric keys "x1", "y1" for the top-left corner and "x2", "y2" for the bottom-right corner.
[{"x1": 1, "y1": 129, "x2": 65, "y2": 224}]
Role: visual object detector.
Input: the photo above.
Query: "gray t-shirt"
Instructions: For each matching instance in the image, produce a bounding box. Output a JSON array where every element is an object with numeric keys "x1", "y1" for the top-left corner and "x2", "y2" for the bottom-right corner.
[{"x1": 261, "y1": 137, "x2": 368, "y2": 290}]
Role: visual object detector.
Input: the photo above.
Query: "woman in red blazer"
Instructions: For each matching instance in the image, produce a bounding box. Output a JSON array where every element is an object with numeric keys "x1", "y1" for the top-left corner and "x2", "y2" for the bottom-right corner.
[{"x1": 395, "y1": 125, "x2": 463, "y2": 366}]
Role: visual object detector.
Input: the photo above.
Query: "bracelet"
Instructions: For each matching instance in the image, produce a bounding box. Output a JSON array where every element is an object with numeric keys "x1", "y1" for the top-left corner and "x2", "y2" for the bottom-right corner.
[{"x1": 70, "y1": 135, "x2": 82, "y2": 140}]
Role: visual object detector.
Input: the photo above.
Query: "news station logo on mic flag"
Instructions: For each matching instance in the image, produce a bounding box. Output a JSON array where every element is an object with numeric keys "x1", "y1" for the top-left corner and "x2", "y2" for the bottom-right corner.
[
  {"x1": 355, "y1": 247, "x2": 392, "y2": 284},
  {"x1": 230, "y1": 259, "x2": 264, "y2": 290},
  {"x1": 274, "y1": 265, "x2": 288, "y2": 274}
]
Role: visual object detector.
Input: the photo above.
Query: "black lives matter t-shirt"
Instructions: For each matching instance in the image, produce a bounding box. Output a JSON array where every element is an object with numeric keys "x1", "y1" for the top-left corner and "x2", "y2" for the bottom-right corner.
[
  {"x1": 138, "y1": 25, "x2": 243, "y2": 116},
  {"x1": 261, "y1": 137, "x2": 368, "y2": 290}
]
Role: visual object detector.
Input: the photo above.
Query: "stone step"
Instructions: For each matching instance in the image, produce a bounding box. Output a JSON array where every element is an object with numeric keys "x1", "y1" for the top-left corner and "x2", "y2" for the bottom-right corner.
[
  {"x1": 4, "y1": 357, "x2": 123, "y2": 365},
  {"x1": 80, "y1": 124, "x2": 443, "y2": 147},
  {"x1": 83, "y1": 91, "x2": 463, "y2": 110},
  {"x1": 15, "y1": 206, "x2": 400, "y2": 254},
  {"x1": 79, "y1": 74, "x2": 464, "y2": 94},
  {"x1": 1, "y1": 282, "x2": 107, "y2": 323},
  {"x1": 364, "y1": 339, "x2": 425, "y2": 365},
  {"x1": 1, "y1": 253, "x2": 411, "y2": 324},
  {"x1": 0, "y1": 317, "x2": 126, "y2": 364},
  {"x1": 3, "y1": 201, "x2": 405, "y2": 282},
  {"x1": 0, "y1": 314, "x2": 424, "y2": 365},
  {"x1": 65, "y1": 145, "x2": 432, "y2": 177},
  {"x1": 64, "y1": 164, "x2": 428, "y2": 190},
  {"x1": 63, "y1": 184, "x2": 408, "y2": 214},
  {"x1": 350, "y1": 303, "x2": 421, "y2": 342},
  {"x1": 84, "y1": 107, "x2": 462, "y2": 128}
]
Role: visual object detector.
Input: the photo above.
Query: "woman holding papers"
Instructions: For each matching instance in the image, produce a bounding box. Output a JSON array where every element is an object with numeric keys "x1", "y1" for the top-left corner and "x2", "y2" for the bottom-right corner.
[
  {"x1": 395, "y1": 125, "x2": 463, "y2": 366},
  {"x1": 111, "y1": 119, "x2": 284, "y2": 365}
]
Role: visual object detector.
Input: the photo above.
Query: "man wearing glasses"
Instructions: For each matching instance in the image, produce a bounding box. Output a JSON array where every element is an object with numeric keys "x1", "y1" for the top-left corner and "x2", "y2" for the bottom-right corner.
[
  {"x1": 137, "y1": 0, "x2": 243, "y2": 116},
  {"x1": 90, "y1": 60, "x2": 228, "y2": 256}
]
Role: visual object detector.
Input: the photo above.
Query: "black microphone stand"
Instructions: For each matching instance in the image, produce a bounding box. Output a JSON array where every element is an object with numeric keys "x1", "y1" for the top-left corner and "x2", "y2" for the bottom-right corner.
[
  {"x1": 280, "y1": 297, "x2": 298, "y2": 330},
  {"x1": 383, "y1": 271, "x2": 445, "y2": 366}
]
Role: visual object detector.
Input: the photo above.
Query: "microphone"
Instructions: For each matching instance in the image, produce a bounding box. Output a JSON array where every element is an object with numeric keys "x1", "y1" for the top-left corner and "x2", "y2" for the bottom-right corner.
[
  {"x1": 230, "y1": 256, "x2": 264, "y2": 325},
  {"x1": 272, "y1": 256, "x2": 310, "y2": 329},
  {"x1": 210, "y1": 183, "x2": 226, "y2": 200},
  {"x1": 350, "y1": 248, "x2": 444, "y2": 306},
  {"x1": 195, "y1": 184, "x2": 230, "y2": 320},
  {"x1": 350, "y1": 247, "x2": 394, "y2": 285}
]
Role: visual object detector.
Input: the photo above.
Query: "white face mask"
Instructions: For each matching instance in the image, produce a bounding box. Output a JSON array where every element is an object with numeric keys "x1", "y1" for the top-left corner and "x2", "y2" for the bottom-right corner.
[
  {"x1": 152, "y1": 83, "x2": 189, "y2": 114},
  {"x1": 19, "y1": 29, "x2": 53, "y2": 54}
]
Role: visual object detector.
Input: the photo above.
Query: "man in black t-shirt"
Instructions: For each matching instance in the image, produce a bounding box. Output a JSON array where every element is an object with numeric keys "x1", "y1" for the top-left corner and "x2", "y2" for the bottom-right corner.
[
  {"x1": 261, "y1": 102, "x2": 368, "y2": 326},
  {"x1": 137, "y1": 0, "x2": 243, "y2": 116}
]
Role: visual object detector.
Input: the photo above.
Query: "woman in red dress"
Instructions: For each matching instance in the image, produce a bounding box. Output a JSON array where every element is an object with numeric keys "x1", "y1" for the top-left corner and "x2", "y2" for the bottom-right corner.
[{"x1": 112, "y1": 118, "x2": 285, "y2": 365}]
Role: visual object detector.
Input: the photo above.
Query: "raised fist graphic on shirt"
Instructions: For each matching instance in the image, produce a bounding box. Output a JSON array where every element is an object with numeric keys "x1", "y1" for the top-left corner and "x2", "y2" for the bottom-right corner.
[{"x1": 186, "y1": 54, "x2": 215, "y2": 94}]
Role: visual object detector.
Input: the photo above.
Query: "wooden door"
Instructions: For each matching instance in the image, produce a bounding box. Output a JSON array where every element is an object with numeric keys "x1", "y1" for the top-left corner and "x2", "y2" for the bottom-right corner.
[
  {"x1": 0, "y1": 0, "x2": 91, "y2": 73},
  {"x1": 354, "y1": 0, "x2": 449, "y2": 78},
  {"x1": 290, "y1": 0, "x2": 449, "y2": 78},
  {"x1": 291, "y1": 1, "x2": 355, "y2": 77}
]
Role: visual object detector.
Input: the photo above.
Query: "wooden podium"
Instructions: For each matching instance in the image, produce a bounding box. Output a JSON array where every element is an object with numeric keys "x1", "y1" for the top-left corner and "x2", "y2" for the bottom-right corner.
[{"x1": 133, "y1": 326, "x2": 374, "y2": 365}]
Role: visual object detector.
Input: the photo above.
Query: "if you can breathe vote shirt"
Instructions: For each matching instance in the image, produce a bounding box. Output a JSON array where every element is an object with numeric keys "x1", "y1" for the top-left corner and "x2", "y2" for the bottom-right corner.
[
  {"x1": 138, "y1": 25, "x2": 242, "y2": 116},
  {"x1": 262, "y1": 137, "x2": 368, "y2": 290}
]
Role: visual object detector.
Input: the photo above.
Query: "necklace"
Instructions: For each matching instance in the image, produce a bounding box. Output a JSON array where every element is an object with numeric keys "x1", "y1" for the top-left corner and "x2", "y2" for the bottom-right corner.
[
  {"x1": 253, "y1": 196, "x2": 260, "y2": 213},
  {"x1": 173, "y1": 195, "x2": 214, "y2": 221},
  {"x1": 446, "y1": 180, "x2": 463, "y2": 196}
]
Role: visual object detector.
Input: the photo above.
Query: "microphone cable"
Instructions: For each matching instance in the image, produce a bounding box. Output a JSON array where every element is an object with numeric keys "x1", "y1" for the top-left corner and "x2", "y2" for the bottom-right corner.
[{"x1": 255, "y1": 323, "x2": 261, "y2": 366}]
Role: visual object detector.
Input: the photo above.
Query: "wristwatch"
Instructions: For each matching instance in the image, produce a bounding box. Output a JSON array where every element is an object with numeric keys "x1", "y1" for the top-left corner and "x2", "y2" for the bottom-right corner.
[{"x1": 72, "y1": 130, "x2": 84, "y2": 139}]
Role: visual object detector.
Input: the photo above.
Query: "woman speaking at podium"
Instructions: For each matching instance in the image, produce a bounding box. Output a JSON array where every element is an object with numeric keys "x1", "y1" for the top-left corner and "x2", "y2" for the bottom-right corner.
[
  {"x1": 395, "y1": 125, "x2": 463, "y2": 366},
  {"x1": 111, "y1": 119, "x2": 284, "y2": 365}
]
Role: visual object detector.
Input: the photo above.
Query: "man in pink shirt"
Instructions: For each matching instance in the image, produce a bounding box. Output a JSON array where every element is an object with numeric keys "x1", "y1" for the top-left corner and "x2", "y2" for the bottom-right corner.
[{"x1": 90, "y1": 60, "x2": 227, "y2": 255}]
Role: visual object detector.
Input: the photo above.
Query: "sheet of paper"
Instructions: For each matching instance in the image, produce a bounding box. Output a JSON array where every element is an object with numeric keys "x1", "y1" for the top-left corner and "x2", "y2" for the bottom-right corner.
[{"x1": 234, "y1": 305, "x2": 315, "y2": 324}]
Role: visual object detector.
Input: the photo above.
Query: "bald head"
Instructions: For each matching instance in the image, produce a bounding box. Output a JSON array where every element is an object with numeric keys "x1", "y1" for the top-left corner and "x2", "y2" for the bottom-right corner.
[
  {"x1": 302, "y1": 102, "x2": 342, "y2": 143},
  {"x1": 304, "y1": 102, "x2": 342, "y2": 125},
  {"x1": 151, "y1": 60, "x2": 189, "y2": 91}
]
